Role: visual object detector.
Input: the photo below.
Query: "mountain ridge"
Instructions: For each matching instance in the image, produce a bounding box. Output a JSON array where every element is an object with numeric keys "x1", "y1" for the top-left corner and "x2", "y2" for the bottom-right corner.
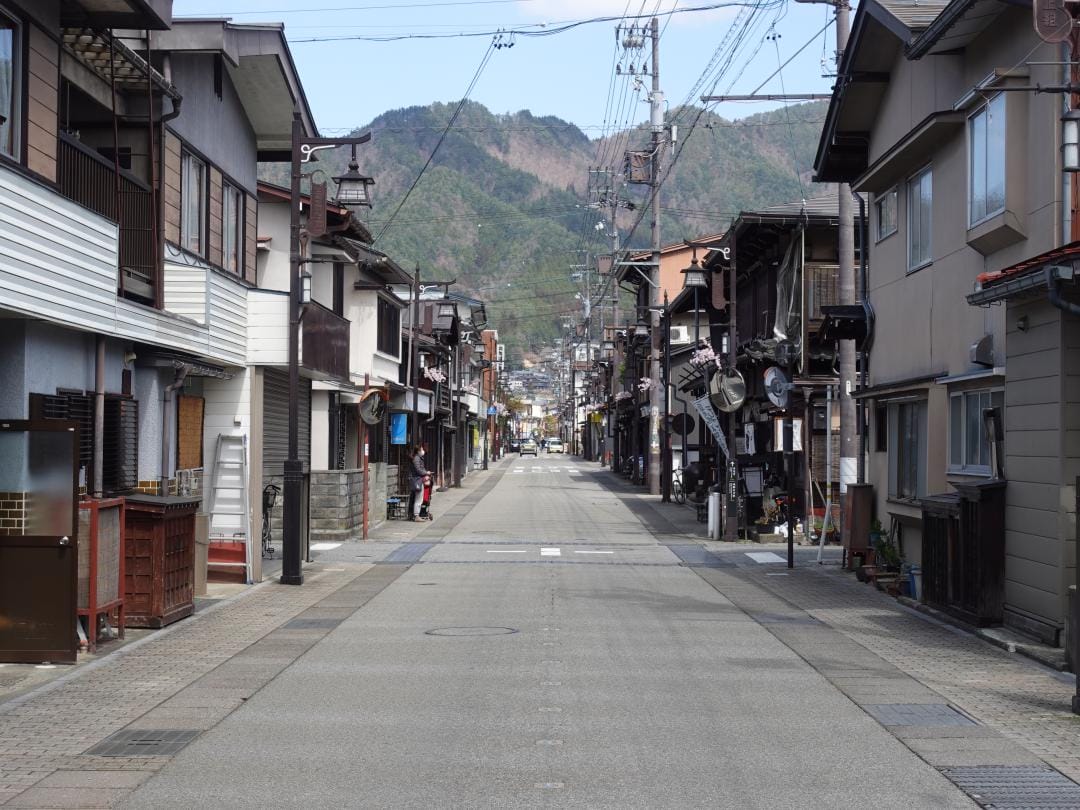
[{"x1": 261, "y1": 99, "x2": 828, "y2": 355}]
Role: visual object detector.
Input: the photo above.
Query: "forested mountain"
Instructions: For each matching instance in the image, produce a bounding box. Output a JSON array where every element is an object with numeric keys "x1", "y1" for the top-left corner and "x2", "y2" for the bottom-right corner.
[{"x1": 262, "y1": 100, "x2": 827, "y2": 357}]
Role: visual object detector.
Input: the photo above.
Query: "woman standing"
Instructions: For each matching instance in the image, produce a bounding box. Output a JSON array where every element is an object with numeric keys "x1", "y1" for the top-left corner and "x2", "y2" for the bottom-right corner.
[{"x1": 407, "y1": 444, "x2": 427, "y2": 521}]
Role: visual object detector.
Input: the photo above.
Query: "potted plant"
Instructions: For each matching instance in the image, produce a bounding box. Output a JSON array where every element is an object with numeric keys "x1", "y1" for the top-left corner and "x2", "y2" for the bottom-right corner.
[{"x1": 874, "y1": 530, "x2": 902, "y2": 573}]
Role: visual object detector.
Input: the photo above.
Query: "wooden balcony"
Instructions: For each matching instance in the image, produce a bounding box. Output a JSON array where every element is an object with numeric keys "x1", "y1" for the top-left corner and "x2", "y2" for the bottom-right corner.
[
  {"x1": 301, "y1": 302, "x2": 350, "y2": 380},
  {"x1": 58, "y1": 133, "x2": 157, "y2": 304}
]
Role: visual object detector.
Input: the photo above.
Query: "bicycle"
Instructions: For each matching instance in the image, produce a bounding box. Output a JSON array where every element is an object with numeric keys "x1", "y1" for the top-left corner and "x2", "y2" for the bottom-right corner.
[
  {"x1": 261, "y1": 483, "x2": 281, "y2": 558},
  {"x1": 671, "y1": 467, "x2": 686, "y2": 505}
]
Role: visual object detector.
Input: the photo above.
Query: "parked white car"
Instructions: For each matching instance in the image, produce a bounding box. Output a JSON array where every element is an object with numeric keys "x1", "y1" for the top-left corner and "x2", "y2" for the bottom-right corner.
[{"x1": 546, "y1": 438, "x2": 564, "y2": 454}]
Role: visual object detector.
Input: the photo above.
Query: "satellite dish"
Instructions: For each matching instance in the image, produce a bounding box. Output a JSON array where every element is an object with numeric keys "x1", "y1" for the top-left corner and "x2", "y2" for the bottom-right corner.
[
  {"x1": 359, "y1": 390, "x2": 387, "y2": 425},
  {"x1": 710, "y1": 368, "x2": 746, "y2": 413},
  {"x1": 764, "y1": 366, "x2": 791, "y2": 409}
]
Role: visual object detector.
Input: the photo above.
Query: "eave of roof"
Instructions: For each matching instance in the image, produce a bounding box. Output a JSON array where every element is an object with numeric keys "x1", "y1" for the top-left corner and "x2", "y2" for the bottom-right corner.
[{"x1": 968, "y1": 241, "x2": 1080, "y2": 305}]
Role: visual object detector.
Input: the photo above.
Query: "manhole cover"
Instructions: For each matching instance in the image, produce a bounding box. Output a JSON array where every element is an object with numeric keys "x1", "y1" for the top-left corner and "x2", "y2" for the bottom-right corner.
[
  {"x1": 863, "y1": 703, "x2": 975, "y2": 727},
  {"x1": 86, "y1": 729, "x2": 199, "y2": 757},
  {"x1": 943, "y1": 766, "x2": 1080, "y2": 808},
  {"x1": 425, "y1": 626, "x2": 518, "y2": 637}
]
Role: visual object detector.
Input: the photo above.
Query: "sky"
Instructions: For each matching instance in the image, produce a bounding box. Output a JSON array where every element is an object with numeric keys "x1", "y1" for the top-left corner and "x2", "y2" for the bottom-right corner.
[{"x1": 171, "y1": 0, "x2": 840, "y2": 136}]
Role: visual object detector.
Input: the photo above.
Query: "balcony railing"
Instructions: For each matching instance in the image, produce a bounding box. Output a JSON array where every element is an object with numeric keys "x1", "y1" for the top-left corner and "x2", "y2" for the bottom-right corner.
[
  {"x1": 58, "y1": 133, "x2": 157, "y2": 303},
  {"x1": 301, "y1": 302, "x2": 350, "y2": 380}
]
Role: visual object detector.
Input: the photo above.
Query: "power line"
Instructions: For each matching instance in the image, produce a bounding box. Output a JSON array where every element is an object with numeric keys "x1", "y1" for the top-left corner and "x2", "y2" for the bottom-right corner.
[
  {"x1": 216, "y1": 0, "x2": 534, "y2": 14},
  {"x1": 288, "y1": 2, "x2": 785, "y2": 42},
  {"x1": 373, "y1": 40, "x2": 496, "y2": 244}
]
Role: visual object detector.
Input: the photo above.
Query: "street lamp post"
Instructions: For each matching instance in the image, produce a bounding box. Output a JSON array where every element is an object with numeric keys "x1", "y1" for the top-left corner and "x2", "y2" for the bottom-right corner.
[{"x1": 282, "y1": 112, "x2": 373, "y2": 587}]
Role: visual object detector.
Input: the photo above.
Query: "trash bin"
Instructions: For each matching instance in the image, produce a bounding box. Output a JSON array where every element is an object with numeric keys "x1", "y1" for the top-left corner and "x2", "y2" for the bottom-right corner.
[{"x1": 194, "y1": 512, "x2": 210, "y2": 597}]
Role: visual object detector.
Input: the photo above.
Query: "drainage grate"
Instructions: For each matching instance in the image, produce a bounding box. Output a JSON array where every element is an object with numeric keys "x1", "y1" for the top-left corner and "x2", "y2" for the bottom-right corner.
[
  {"x1": 86, "y1": 729, "x2": 200, "y2": 757},
  {"x1": 282, "y1": 617, "x2": 343, "y2": 630},
  {"x1": 667, "y1": 544, "x2": 736, "y2": 568},
  {"x1": 942, "y1": 766, "x2": 1080, "y2": 808},
  {"x1": 381, "y1": 543, "x2": 435, "y2": 564},
  {"x1": 863, "y1": 704, "x2": 975, "y2": 727}
]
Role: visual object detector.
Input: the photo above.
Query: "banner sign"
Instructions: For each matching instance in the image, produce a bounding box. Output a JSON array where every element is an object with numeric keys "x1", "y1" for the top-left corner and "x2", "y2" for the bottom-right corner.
[{"x1": 692, "y1": 394, "x2": 729, "y2": 459}]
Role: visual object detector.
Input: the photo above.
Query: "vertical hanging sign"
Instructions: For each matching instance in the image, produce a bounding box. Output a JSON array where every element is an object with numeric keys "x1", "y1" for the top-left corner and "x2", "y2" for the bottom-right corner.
[{"x1": 308, "y1": 180, "x2": 328, "y2": 237}]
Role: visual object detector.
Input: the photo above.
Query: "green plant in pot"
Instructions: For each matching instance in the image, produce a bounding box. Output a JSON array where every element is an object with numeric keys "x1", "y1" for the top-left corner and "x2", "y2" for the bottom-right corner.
[{"x1": 873, "y1": 527, "x2": 902, "y2": 572}]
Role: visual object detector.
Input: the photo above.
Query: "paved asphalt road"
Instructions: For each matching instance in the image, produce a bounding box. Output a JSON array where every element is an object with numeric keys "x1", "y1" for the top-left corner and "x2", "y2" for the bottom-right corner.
[{"x1": 122, "y1": 455, "x2": 974, "y2": 809}]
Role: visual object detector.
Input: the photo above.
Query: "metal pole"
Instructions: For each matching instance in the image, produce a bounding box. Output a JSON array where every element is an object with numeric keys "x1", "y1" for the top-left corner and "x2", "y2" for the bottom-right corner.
[
  {"x1": 662, "y1": 293, "x2": 671, "y2": 502},
  {"x1": 411, "y1": 266, "x2": 421, "y2": 449},
  {"x1": 281, "y1": 110, "x2": 304, "y2": 585},
  {"x1": 725, "y1": 233, "x2": 738, "y2": 540},
  {"x1": 647, "y1": 15, "x2": 664, "y2": 496}
]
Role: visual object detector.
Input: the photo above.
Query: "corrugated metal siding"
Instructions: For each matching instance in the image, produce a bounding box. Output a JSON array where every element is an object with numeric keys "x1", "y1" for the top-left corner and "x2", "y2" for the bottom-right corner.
[
  {"x1": 263, "y1": 368, "x2": 310, "y2": 478},
  {"x1": 163, "y1": 263, "x2": 208, "y2": 324},
  {"x1": 0, "y1": 164, "x2": 118, "y2": 331},
  {"x1": 247, "y1": 289, "x2": 288, "y2": 365}
]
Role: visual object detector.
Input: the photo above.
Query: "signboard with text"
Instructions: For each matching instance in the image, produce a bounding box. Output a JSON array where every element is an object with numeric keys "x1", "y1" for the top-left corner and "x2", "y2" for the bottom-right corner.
[{"x1": 1034, "y1": 0, "x2": 1072, "y2": 42}]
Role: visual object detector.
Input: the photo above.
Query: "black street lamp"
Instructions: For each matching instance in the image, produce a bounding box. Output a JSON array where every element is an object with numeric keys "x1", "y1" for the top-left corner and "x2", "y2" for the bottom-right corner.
[{"x1": 282, "y1": 112, "x2": 372, "y2": 586}]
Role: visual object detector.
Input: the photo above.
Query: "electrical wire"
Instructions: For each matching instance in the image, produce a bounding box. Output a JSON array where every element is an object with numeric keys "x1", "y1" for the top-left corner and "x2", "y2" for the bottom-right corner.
[
  {"x1": 288, "y1": 2, "x2": 784, "y2": 42},
  {"x1": 373, "y1": 39, "x2": 496, "y2": 244}
]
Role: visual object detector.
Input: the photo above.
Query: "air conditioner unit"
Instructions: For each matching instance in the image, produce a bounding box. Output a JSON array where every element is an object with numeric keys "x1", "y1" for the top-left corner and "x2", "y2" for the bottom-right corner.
[{"x1": 669, "y1": 325, "x2": 691, "y2": 345}]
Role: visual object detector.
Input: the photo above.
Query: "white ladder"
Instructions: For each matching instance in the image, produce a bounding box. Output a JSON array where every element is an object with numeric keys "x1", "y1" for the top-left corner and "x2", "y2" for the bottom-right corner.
[{"x1": 208, "y1": 432, "x2": 252, "y2": 584}]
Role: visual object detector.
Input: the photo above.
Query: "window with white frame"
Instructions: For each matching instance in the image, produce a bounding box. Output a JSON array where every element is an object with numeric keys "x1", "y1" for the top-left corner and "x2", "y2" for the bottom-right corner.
[
  {"x1": 0, "y1": 7, "x2": 19, "y2": 160},
  {"x1": 222, "y1": 181, "x2": 242, "y2": 274},
  {"x1": 888, "y1": 399, "x2": 927, "y2": 500},
  {"x1": 969, "y1": 94, "x2": 1006, "y2": 226},
  {"x1": 907, "y1": 168, "x2": 932, "y2": 270},
  {"x1": 875, "y1": 187, "x2": 897, "y2": 241},
  {"x1": 949, "y1": 388, "x2": 1003, "y2": 474},
  {"x1": 181, "y1": 151, "x2": 206, "y2": 255}
]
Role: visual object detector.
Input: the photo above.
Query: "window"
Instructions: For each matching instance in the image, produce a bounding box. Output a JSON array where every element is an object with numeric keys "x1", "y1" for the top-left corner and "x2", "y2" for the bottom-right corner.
[
  {"x1": 874, "y1": 404, "x2": 888, "y2": 453},
  {"x1": 907, "y1": 168, "x2": 932, "y2": 270},
  {"x1": 969, "y1": 94, "x2": 1005, "y2": 226},
  {"x1": 222, "y1": 182, "x2": 242, "y2": 274},
  {"x1": 30, "y1": 390, "x2": 137, "y2": 493},
  {"x1": 949, "y1": 389, "x2": 1003, "y2": 475},
  {"x1": 0, "y1": 8, "x2": 20, "y2": 160},
  {"x1": 181, "y1": 151, "x2": 206, "y2": 255},
  {"x1": 377, "y1": 296, "x2": 400, "y2": 356},
  {"x1": 888, "y1": 399, "x2": 927, "y2": 500},
  {"x1": 875, "y1": 188, "x2": 897, "y2": 241}
]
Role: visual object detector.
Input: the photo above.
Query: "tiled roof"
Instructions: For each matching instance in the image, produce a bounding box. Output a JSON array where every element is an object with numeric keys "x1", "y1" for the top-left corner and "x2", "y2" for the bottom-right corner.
[
  {"x1": 976, "y1": 241, "x2": 1080, "y2": 288},
  {"x1": 876, "y1": 0, "x2": 952, "y2": 32}
]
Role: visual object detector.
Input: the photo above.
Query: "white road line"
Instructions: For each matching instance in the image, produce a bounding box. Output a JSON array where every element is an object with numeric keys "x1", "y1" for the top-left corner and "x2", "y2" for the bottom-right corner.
[
  {"x1": 540, "y1": 547, "x2": 561, "y2": 557},
  {"x1": 574, "y1": 550, "x2": 614, "y2": 555},
  {"x1": 310, "y1": 542, "x2": 342, "y2": 551},
  {"x1": 487, "y1": 549, "x2": 528, "y2": 553},
  {"x1": 745, "y1": 551, "x2": 786, "y2": 564}
]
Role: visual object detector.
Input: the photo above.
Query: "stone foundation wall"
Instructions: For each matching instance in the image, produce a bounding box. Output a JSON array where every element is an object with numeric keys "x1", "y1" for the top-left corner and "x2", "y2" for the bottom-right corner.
[{"x1": 309, "y1": 469, "x2": 364, "y2": 542}]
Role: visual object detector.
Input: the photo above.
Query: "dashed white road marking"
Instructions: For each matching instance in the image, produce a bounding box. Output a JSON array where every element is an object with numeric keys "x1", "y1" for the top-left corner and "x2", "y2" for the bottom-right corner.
[
  {"x1": 310, "y1": 542, "x2": 342, "y2": 551},
  {"x1": 573, "y1": 550, "x2": 614, "y2": 555},
  {"x1": 540, "y1": 547, "x2": 562, "y2": 557},
  {"x1": 487, "y1": 549, "x2": 528, "y2": 553},
  {"x1": 745, "y1": 551, "x2": 786, "y2": 564}
]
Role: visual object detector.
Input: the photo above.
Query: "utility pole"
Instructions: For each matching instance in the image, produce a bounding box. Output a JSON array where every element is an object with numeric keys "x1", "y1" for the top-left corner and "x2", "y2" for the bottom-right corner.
[
  {"x1": 647, "y1": 15, "x2": 664, "y2": 497},
  {"x1": 794, "y1": 0, "x2": 856, "y2": 490}
]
